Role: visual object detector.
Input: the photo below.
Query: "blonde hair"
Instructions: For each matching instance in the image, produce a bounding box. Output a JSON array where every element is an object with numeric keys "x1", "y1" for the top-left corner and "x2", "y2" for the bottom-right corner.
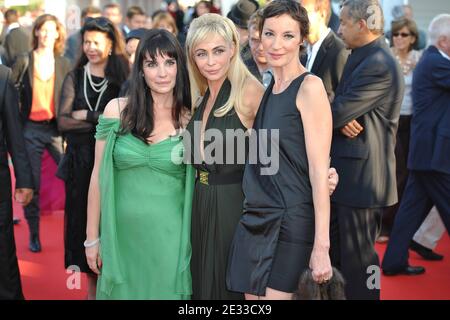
[
  {"x1": 152, "y1": 11, "x2": 179, "y2": 36},
  {"x1": 186, "y1": 13, "x2": 254, "y2": 117}
]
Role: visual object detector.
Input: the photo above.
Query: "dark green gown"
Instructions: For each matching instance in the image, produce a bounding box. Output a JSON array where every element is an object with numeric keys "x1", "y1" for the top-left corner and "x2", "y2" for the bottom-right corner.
[{"x1": 186, "y1": 79, "x2": 246, "y2": 300}]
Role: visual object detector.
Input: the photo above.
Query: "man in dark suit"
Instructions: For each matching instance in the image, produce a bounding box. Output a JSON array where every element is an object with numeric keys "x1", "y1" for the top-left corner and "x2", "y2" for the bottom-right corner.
[
  {"x1": 328, "y1": 6, "x2": 340, "y2": 33},
  {"x1": 243, "y1": 8, "x2": 273, "y2": 88},
  {"x1": 329, "y1": 0, "x2": 404, "y2": 300},
  {"x1": 382, "y1": 14, "x2": 450, "y2": 275},
  {"x1": 102, "y1": 3, "x2": 124, "y2": 37},
  {"x1": 0, "y1": 64, "x2": 34, "y2": 299},
  {"x1": 301, "y1": 0, "x2": 349, "y2": 102},
  {"x1": 123, "y1": 6, "x2": 146, "y2": 37},
  {"x1": 2, "y1": 9, "x2": 31, "y2": 67}
]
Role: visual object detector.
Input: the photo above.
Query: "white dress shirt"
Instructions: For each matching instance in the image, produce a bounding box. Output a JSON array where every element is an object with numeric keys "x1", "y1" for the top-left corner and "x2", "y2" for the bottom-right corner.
[
  {"x1": 306, "y1": 28, "x2": 332, "y2": 71},
  {"x1": 438, "y1": 49, "x2": 450, "y2": 61},
  {"x1": 6, "y1": 22, "x2": 20, "y2": 34}
]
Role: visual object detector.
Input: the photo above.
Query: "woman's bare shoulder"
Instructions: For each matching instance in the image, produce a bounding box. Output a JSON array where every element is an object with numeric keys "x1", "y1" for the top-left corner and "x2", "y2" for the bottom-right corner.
[
  {"x1": 297, "y1": 74, "x2": 325, "y2": 98},
  {"x1": 103, "y1": 97, "x2": 128, "y2": 119},
  {"x1": 242, "y1": 77, "x2": 265, "y2": 111}
]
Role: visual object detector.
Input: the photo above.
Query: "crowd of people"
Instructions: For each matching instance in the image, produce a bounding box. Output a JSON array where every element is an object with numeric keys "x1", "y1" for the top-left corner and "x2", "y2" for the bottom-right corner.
[{"x1": 0, "y1": 0, "x2": 449, "y2": 301}]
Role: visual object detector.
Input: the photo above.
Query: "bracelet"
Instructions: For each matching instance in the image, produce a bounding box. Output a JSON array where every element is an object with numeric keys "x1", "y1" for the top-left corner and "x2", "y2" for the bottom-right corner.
[{"x1": 84, "y1": 238, "x2": 100, "y2": 248}]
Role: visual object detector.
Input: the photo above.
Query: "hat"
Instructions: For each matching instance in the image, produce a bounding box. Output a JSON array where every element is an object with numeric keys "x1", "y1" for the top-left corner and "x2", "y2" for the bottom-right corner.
[
  {"x1": 126, "y1": 28, "x2": 147, "y2": 43},
  {"x1": 227, "y1": 0, "x2": 259, "y2": 29}
]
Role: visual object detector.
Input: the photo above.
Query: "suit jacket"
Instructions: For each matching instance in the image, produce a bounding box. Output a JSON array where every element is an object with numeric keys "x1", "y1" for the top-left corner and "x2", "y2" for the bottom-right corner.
[
  {"x1": 0, "y1": 65, "x2": 33, "y2": 201},
  {"x1": 328, "y1": 10, "x2": 340, "y2": 33},
  {"x1": 64, "y1": 32, "x2": 82, "y2": 67},
  {"x1": 408, "y1": 45, "x2": 450, "y2": 174},
  {"x1": 310, "y1": 31, "x2": 349, "y2": 103},
  {"x1": 330, "y1": 37, "x2": 404, "y2": 208},
  {"x1": 11, "y1": 52, "x2": 72, "y2": 123},
  {"x1": 3, "y1": 27, "x2": 31, "y2": 67},
  {"x1": 244, "y1": 54, "x2": 263, "y2": 84},
  {"x1": 0, "y1": 45, "x2": 6, "y2": 65}
]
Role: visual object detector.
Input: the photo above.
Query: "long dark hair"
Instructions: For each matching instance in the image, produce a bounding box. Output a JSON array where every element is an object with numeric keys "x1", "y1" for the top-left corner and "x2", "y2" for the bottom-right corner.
[
  {"x1": 76, "y1": 17, "x2": 129, "y2": 86},
  {"x1": 120, "y1": 29, "x2": 191, "y2": 144}
]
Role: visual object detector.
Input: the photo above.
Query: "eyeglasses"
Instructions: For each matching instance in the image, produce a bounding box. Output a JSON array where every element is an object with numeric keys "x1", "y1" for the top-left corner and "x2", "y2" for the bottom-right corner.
[{"x1": 393, "y1": 32, "x2": 411, "y2": 38}]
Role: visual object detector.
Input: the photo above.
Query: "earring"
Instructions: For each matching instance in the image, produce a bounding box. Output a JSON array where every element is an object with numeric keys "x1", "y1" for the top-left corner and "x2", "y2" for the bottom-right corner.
[{"x1": 108, "y1": 49, "x2": 112, "y2": 56}]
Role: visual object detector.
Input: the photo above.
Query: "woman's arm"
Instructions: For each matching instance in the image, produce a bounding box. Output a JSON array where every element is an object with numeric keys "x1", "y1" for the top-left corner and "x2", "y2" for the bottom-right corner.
[
  {"x1": 85, "y1": 99, "x2": 122, "y2": 274},
  {"x1": 57, "y1": 72, "x2": 95, "y2": 133},
  {"x1": 297, "y1": 75, "x2": 333, "y2": 283},
  {"x1": 85, "y1": 137, "x2": 105, "y2": 275},
  {"x1": 238, "y1": 77, "x2": 265, "y2": 129}
]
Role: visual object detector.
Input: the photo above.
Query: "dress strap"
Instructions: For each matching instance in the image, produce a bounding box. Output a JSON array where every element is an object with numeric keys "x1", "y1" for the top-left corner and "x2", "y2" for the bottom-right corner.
[{"x1": 297, "y1": 71, "x2": 312, "y2": 83}]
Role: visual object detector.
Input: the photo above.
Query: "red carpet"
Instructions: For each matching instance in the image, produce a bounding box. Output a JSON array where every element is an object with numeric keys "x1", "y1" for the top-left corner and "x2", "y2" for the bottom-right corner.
[
  {"x1": 378, "y1": 236, "x2": 450, "y2": 300},
  {"x1": 10, "y1": 153, "x2": 87, "y2": 300},
  {"x1": 9, "y1": 163, "x2": 450, "y2": 300}
]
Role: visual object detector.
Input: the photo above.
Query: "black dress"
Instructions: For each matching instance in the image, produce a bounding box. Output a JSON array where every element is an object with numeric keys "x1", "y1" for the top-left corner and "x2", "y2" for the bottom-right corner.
[
  {"x1": 57, "y1": 67, "x2": 121, "y2": 273},
  {"x1": 227, "y1": 73, "x2": 315, "y2": 295},
  {"x1": 185, "y1": 79, "x2": 245, "y2": 300}
]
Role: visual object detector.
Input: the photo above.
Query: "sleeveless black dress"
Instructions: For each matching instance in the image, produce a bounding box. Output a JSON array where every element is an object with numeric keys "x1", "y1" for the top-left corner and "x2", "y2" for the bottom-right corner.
[{"x1": 226, "y1": 72, "x2": 315, "y2": 295}]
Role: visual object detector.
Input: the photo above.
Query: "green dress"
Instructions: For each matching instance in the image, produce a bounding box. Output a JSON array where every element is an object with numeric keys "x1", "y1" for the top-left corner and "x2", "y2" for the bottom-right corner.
[{"x1": 94, "y1": 116, "x2": 194, "y2": 300}]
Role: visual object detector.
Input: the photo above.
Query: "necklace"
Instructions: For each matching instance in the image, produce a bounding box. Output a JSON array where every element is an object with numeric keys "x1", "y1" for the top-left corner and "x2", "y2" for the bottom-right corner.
[
  {"x1": 83, "y1": 62, "x2": 109, "y2": 112},
  {"x1": 393, "y1": 49, "x2": 415, "y2": 75},
  {"x1": 274, "y1": 73, "x2": 301, "y2": 94}
]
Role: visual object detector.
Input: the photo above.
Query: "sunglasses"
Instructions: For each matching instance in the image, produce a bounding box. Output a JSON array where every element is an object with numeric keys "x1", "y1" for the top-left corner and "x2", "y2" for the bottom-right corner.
[
  {"x1": 393, "y1": 32, "x2": 411, "y2": 38},
  {"x1": 85, "y1": 17, "x2": 112, "y2": 28}
]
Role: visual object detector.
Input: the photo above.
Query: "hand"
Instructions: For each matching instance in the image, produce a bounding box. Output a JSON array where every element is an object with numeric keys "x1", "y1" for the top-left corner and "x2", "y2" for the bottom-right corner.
[
  {"x1": 72, "y1": 110, "x2": 88, "y2": 120},
  {"x1": 327, "y1": 167, "x2": 339, "y2": 195},
  {"x1": 340, "y1": 120, "x2": 363, "y2": 138},
  {"x1": 14, "y1": 188, "x2": 33, "y2": 206},
  {"x1": 309, "y1": 245, "x2": 333, "y2": 284},
  {"x1": 86, "y1": 244, "x2": 102, "y2": 275}
]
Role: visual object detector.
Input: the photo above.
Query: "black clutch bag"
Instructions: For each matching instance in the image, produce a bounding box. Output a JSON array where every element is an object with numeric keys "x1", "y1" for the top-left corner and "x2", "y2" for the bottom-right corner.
[{"x1": 293, "y1": 267, "x2": 346, "y2": 300}]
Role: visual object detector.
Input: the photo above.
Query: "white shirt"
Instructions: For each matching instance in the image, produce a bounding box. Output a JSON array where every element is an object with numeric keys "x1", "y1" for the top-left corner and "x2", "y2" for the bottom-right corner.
[
  {"x1": 306, "y1": 28, "x2": 331, "y2": 71},
  {"x1": 438, "y1": 49, "x2": 450, "y2": 61},
  {"x1": 6, "y1": 22, "x2": 20, "y2": 34},
  {"x1": 262, "y1": 69, "x2": 273, "y2": 88},
  {"x1": 123, "y1": 25, "x2": 130, "y2": 36}
]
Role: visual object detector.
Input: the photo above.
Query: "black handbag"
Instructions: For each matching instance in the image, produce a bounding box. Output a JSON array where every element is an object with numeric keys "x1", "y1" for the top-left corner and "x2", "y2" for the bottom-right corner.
[{"x1": 14, "y1": 55, "x2": 29, "y2": 113}]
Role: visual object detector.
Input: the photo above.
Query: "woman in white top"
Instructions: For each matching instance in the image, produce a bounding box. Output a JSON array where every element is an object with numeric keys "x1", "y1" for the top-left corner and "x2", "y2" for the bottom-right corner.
[{"x1": 379, "y1": 18, "x2": 422, "y2": 243}]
